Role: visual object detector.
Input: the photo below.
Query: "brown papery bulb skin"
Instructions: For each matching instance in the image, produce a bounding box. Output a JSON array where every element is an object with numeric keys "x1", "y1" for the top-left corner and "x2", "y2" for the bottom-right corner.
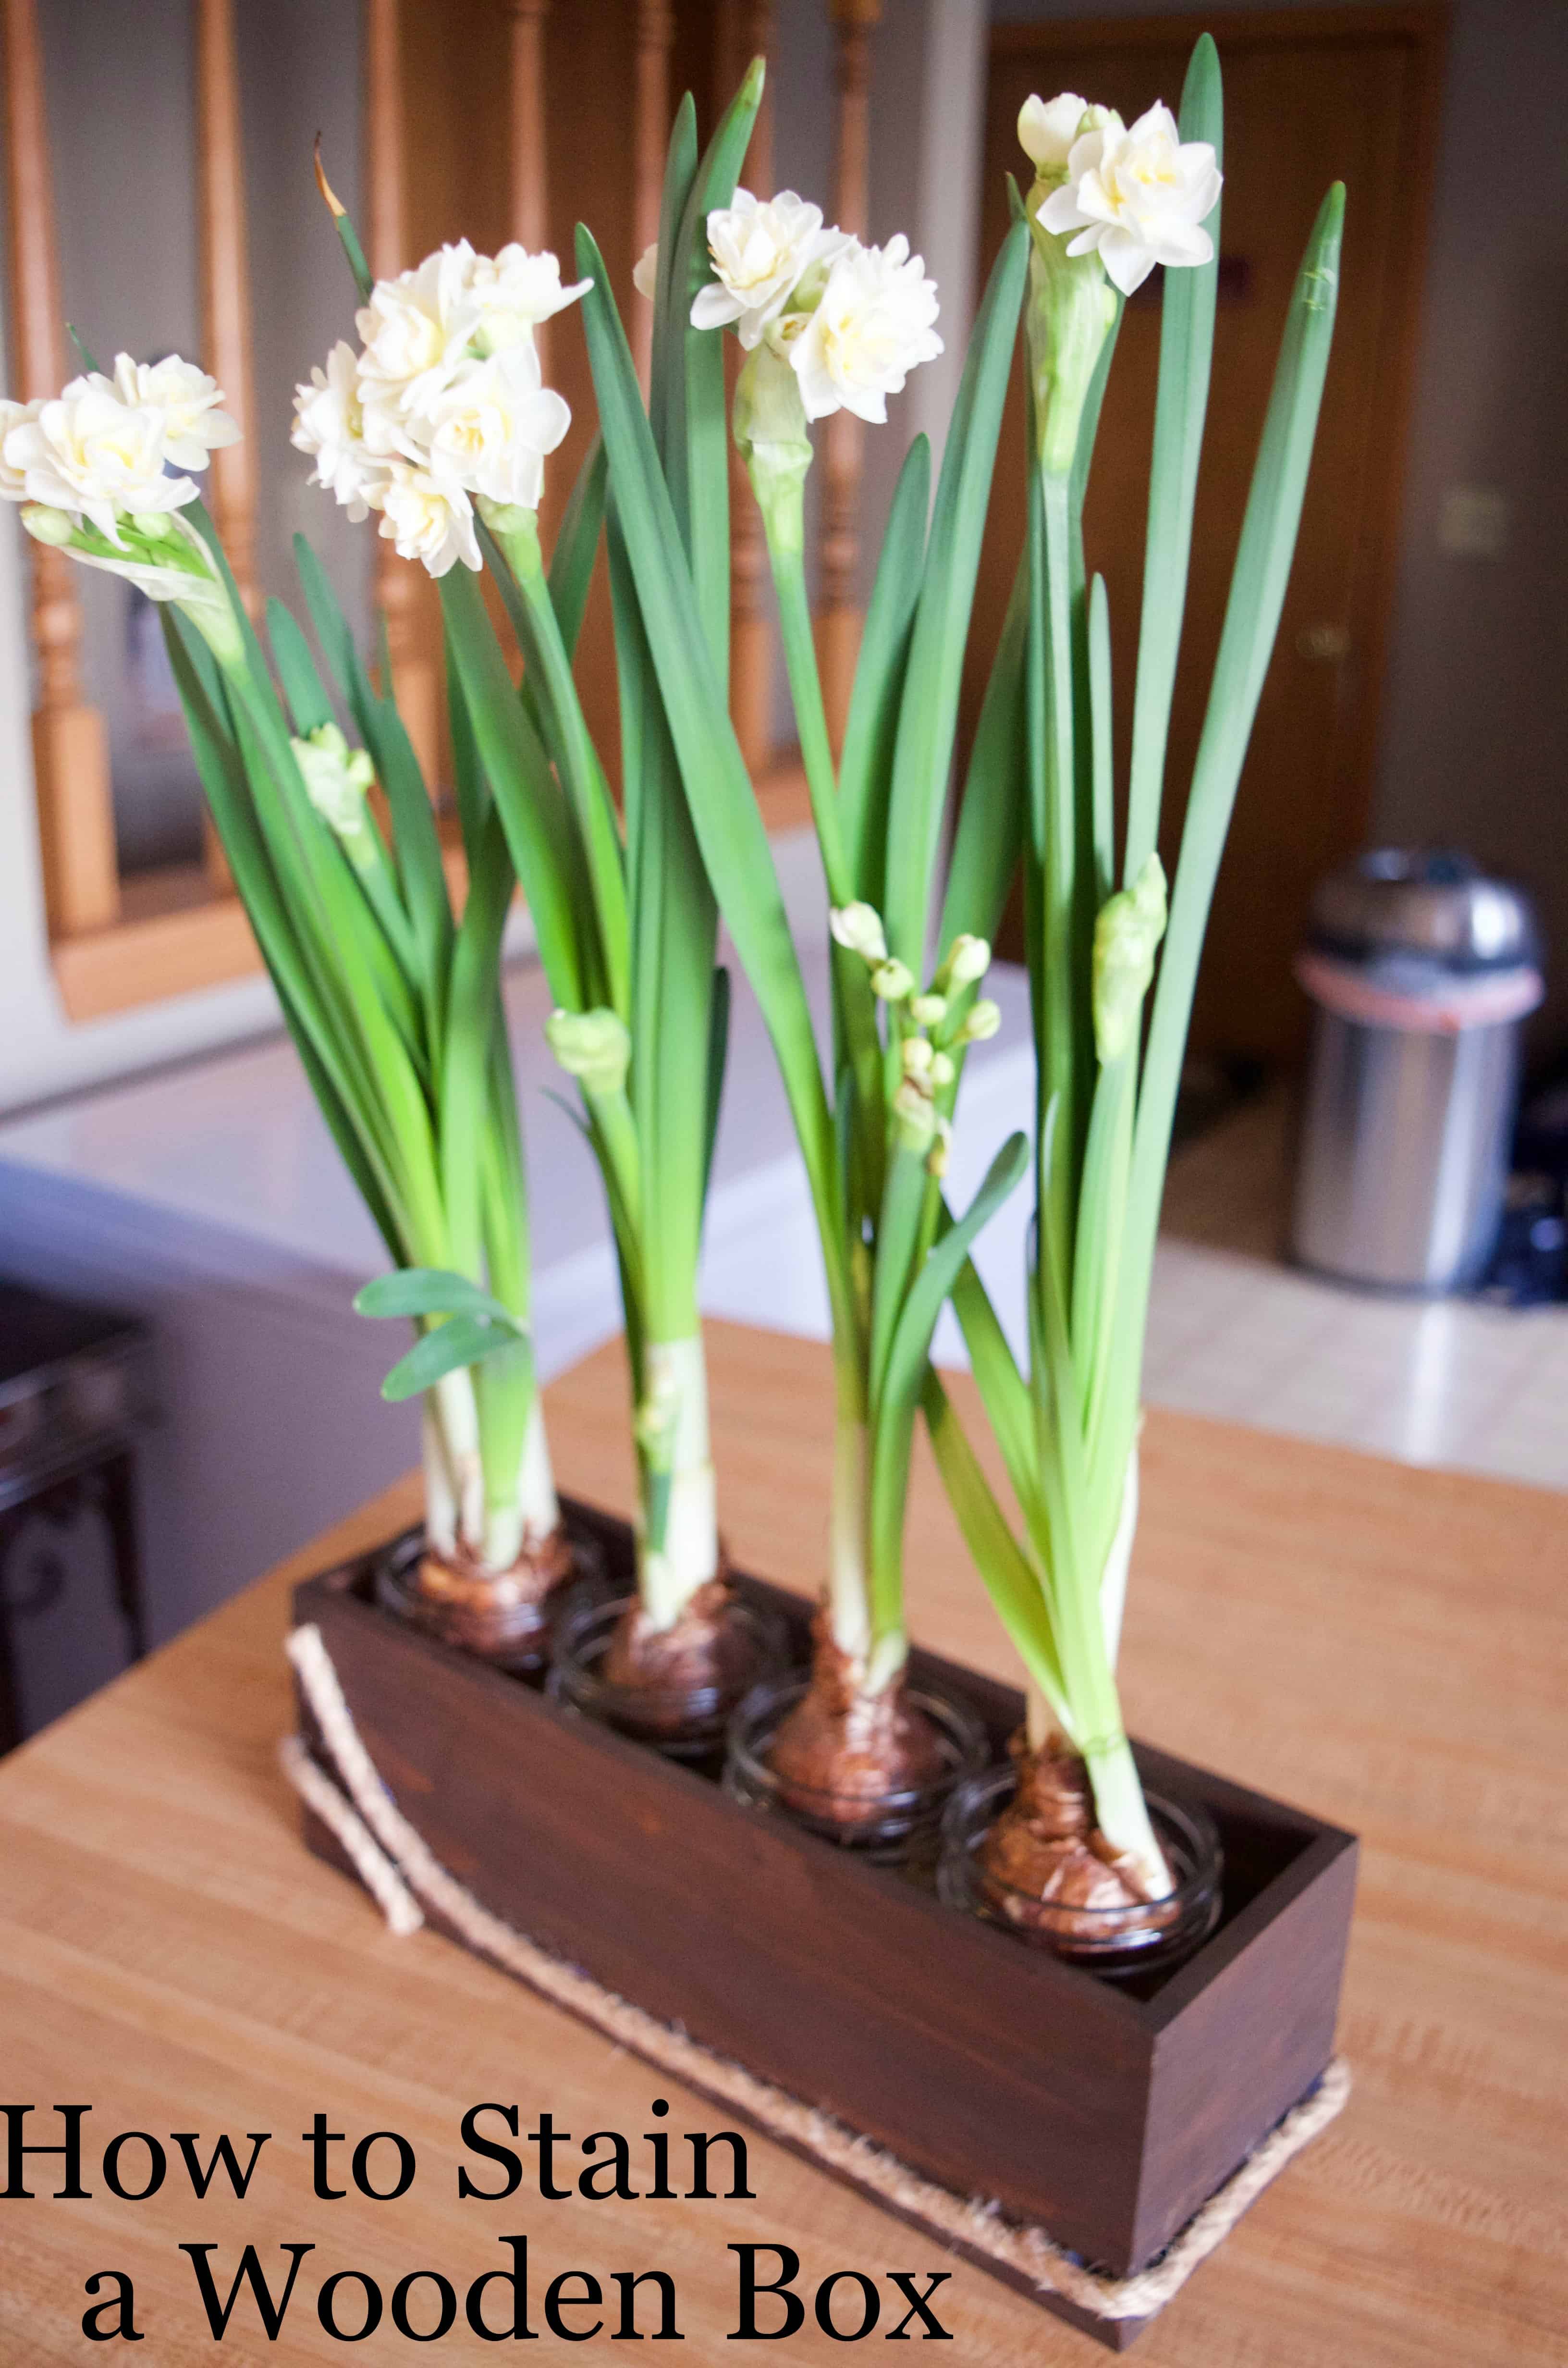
[
  {"x1": 767, "y1": 1614, "x2": 945, "y2": 1827},
  {"x1": 980, "y1": 1729, "x2": 1178, "y2": 1942}
]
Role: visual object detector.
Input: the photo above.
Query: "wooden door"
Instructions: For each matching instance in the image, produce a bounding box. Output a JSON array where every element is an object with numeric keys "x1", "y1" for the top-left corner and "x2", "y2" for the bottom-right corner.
[{"x1": 972, "y1": 6, "x2": 1445, "y2": 1061}]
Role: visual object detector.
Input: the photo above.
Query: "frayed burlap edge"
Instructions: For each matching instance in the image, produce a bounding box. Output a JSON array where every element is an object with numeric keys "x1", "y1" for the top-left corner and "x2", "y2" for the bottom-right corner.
[{"x1": 282, "y1": 1620, "x2": 1350, "y2": 2327}]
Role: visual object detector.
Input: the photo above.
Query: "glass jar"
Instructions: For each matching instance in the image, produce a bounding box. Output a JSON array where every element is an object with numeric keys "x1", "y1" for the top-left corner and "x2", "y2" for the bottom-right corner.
[
  {"x1": 937, "y1": 1766, "x2": 1223, "y2": 1978},
  {"x1": 723, "y1": 1672, "x2": 992, "y2": 1862},
  {"x1": 376, "y1": 1526, "x2": 593, "y2": 1675},
  {"x1": 547, "y1": 1586, "x2": 788, "y2": 1762}
]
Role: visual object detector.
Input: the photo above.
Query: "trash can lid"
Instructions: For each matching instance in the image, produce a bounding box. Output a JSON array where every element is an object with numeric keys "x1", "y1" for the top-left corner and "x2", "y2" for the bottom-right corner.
[{"x1": 1309, "y1": 849, "x2": 1540, "y2": 975}]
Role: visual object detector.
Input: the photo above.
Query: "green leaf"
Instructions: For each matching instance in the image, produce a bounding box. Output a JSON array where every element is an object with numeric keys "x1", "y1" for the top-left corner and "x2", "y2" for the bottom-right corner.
[
  {"x1": 1088, "y1": 572, "x2": 1114, "y2": 902},
  {"x1": 379, "y1": 1311, "x2": 525, "y2": 1402},
  {"x1": 574, "y1": 220, "x2": 856, "y2": 1358},
  {"x1": 921, "y1": 1369, "x2": 1068, "y2": 1719},
  {"x1": 355, "y1": 1268, "x2": 524, "y2": 1327},
  {"x1": 1124, "y1": 32, "x2": 1223, "y2": 884},
  {"x1": 662, "y1": 59, "x2": 762, "y2": 665},
  {"x1": 940, "y1": 552, "x2": 1028, "y2": 952},
  {"x1": 483, "y1": 516, "x2": 629, "y2": 1017},
  {"x1": 701, "y1": 963, "x2": 731, "y2": 1211},
  {"x1": 293, "y1": 532, "x2": 453, "y2": 1012},
  {"x1": 946, "y1": 1248, "x2": 1040, "y2": 1526},
  {"x1": 866, "y1": 1131, "x2": 1030, "y2": 1638},
  {"x1": 1116, "y1": 183, "x2": 1346, "y2": 1492},
  {"x1": 267, "y1": 597, "x2": 336, "y2": 737},
  {"x1": 881, "y1": 218, "x2": 1029, "y2": 970},
  {"x1": 440, "y1": 566, "x2": 591, "y2": 1013},
  {"x1": 549, "y1": 433, "x2": 608, "y2": 660},
  {"x1": 839, "y1": 434, "x2": 931, "y2": 906}
]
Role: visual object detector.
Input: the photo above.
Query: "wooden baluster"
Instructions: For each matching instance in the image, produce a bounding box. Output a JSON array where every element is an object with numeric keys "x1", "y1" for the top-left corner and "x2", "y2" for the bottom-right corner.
[
  {"x1": 718, "y1": 0, "x2": 774, "y2": 779},
  {"x1": 193, "y1": 0, "x2": 254, "y2": 889},
  {"x1": 631, "y1": 0, "x2": 674, "y2": 386},
  {"x1": 195, "y1": 0, "x2": 256, "y2": 617},
  {"x1": 817, "y1": 0, "x2": 881, "y2": 751},
  {"x1": 2, "y1": 0, "x2": 118, "y2": 934},
  {"x1": 364, "y1": 0, "x2": 441, "y2": 785},
  {"x1": 506, "y1": 0, "x2": 551, "y2": 374}
]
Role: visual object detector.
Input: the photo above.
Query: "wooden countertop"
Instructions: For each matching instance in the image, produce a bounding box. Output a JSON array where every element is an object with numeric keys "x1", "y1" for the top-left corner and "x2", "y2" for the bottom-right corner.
[{"x1": 3, "y1": 1320, "x2": 1564, "y2": 2362}]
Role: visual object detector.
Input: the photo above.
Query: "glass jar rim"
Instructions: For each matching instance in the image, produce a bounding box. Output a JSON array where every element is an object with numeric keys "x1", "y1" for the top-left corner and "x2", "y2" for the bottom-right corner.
[
  {"x1": 942, "y1": 1764, "x2": 1223, "y2": 1931},
  {"x1": 726, "y1": 1670, "x2": 992, "y2": 1815}
]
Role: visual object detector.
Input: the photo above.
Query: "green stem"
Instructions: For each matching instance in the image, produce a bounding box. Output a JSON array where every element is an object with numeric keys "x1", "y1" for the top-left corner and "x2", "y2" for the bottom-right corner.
[
  {"x1": 757, "y1": 485, "x2": 852, "y2": 908},
  {"x1": 492, "y1": 513, "x2": 630, "y2": 1019},
  {"x1": 636, "y1": 1333, "x2": 719, "y2": 1626}
]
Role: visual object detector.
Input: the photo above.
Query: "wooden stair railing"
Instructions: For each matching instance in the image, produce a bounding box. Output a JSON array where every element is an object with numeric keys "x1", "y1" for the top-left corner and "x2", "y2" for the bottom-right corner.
[
  {"x1": 2, "y1": 0, "x2": 119, "y2": 938},
  {"x1": 817, "y1": 0, "x2": 880, "y2": 752},
  {"x1": 364, "y1": 0, "x2": 441, "y2": 788}
]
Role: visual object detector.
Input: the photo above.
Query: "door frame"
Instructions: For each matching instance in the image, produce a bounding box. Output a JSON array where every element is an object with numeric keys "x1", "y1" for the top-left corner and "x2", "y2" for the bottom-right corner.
[{"x1": 988, "y1": 3, "x2": 1450, "y2": 913}]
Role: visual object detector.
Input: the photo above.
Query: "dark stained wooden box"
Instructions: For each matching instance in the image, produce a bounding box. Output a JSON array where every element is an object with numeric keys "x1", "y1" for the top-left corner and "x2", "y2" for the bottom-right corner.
[{"x1": 292, "y1": 1497, "x2": 1357, "y2": 2349}]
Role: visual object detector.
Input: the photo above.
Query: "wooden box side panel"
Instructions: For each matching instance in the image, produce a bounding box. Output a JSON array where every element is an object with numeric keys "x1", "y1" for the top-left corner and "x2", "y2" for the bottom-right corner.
[
  {"x1": 1134, "y1": 1834, "x2": 1358, "y2": 2263},
  {"x1": 300, "y1": 1580, "x2": 1158, "y2": 2271}
]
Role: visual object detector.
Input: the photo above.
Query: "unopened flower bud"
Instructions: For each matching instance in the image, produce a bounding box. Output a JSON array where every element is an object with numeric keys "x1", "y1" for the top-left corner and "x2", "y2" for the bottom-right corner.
[
  {"x1": 830, "y1": 900, "x2": 888, "y2": 964},
  {"x1": 925, "y1": 1117, "x2": 953, "y2": 1178},
  {"x1": 892, "y1": 1076, "x2": 936, "y2": 1149},
  {"x1": 955, "y1": 997, "x2": 1002, "y2": 1046},
  {"x1": 930, "y1": 1050, "x2": 956, "y2": 1089},
  {"x1": 1093, "y1": 853, "x2": 1168, "y2": 1063},
  {"x1": 633, "y1": 243, "x2": 660, "y2": 301},
  {"x1": 940, "y1": 933, "x2": 990, "y2": 989},
  {"x1": 909, "y1": 993, "x2": 946, "y2": 1028},
  {"x1": 20, "y1": 503, "x2": 74, "y2": 547},
  {"x1": 293, "y1": 722, "x2": 376, "y2": 839},
  {"x1": 128, "y1": 510, "x2": 175, "y2": 540},
  {"x1": 870, "y1": 958, "x2": 914, "y2": 1003},
  {"x1": 546, "y1": 1006, "x2": 632, "y2": 1098},
  {"x1": 901, "y1": 1036, "x2": 934, "y2": 1077}
]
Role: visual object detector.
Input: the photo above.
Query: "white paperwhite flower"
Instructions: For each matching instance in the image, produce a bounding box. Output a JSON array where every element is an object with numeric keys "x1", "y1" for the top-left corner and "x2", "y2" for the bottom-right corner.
[
  {"x1": 633, "y1": 243, "x2": 660, "y2": 301},
  {"x1": 0, "y1": 397, "x2": 43, "y2": 499},
  {"x1": 4, "y1": 376, "x2": 195, "y2": 544},
  {"x1": 292, "y1": 341, "x2": 386, "y2": 521},
  {"x1": 693, "y1": 189, "x2": 845, "y2": 351},
  {"x1": 788, "y1": 234, "x2": 942, "y2": 425},
  {"x1": 293, "y1": 722, "x2": 376, "y2": 837},
  {"x1": 112, "y1": 354, "x2": 239, "y2": 469},
  {"x1": 1018, "y1": 91, "x2": 1092, "y2": 174},
  {"x1": 459, "y1": 242, "x2": 592, "y2": 354},
  {"x1": 830, "y1": 901, "x2": 888, "y2": 962},
  {"x1": 1041, "y1": 101, "x2": 1221, "y2": 298},
  {"x1": 355, "y1": 246, "x2": 477, "y2": 421},
  {"x1": 373, "y1": 459, "x2": 481, "y2": 578},
  {"x1": 408, "y1": 343, "x2": 569, "y2": 512}
]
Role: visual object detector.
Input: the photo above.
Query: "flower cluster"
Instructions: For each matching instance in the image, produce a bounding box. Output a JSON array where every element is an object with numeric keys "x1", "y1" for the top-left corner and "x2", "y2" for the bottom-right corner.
[
  {"x1": 1020, "y1": 92, "x2": 1221, "y2": 297},
  {"x1": 0, "y1": 354, "x2": 236, "y2": 549},
  {"x1": 681, "y1": 190, "x2": 942, "y2": 426},
  {"x1": 292, "y1": 240, "x2": 589, "y2": 578},
  {"x1": 831, "y1": 904, "x2": 1000, "y2": 1177}
]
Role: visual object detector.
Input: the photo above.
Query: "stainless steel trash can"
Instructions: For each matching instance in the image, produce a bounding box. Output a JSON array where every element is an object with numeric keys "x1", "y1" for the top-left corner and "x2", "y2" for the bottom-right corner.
[{"x1": 1290, "y1": 851, "x2": 1544, "y2": 1291}]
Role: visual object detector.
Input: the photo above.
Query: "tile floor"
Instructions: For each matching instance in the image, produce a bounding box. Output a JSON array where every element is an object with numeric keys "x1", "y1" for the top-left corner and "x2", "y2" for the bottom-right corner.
[
  {"x1": 1143, "y1": 1234, "x2": 1568, "y2": 1488},
  {"x1": 1149, "y1": 1088, "x2": 1568, "y2": 1492}
]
